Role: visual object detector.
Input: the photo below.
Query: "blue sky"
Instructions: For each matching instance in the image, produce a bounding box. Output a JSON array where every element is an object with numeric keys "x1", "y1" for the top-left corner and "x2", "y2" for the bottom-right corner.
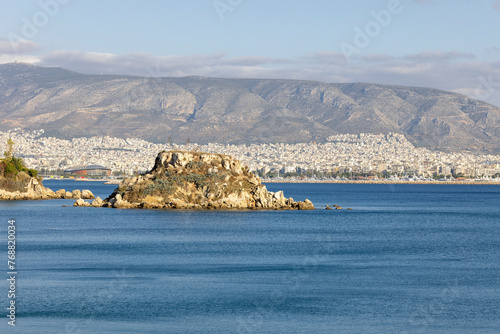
[{"x1": 1, "y1": 0, "x2": 500, "y2": 106}]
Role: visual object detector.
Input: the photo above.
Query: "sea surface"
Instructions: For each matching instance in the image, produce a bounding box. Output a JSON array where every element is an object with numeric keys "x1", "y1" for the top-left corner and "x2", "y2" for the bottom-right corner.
[{"x1": 1, "y1": 180, "x2": 500, "y2": 333}]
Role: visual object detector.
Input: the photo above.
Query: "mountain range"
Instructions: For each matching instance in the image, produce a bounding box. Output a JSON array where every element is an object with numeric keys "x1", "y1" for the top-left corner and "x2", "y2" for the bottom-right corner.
[{"x1": 1, "y1": 63, "x2": 500, "y2": 153}]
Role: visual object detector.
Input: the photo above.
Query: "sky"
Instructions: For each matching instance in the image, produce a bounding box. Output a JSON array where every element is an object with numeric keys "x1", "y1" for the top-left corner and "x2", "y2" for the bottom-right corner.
[{"x1": 0, "y1": 0, "x2": 499, "y2": 106}]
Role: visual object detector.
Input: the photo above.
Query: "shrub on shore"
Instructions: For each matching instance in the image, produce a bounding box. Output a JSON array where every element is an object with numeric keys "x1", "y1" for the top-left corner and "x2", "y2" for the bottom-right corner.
[{"x1": 1, "y1": 138, "x2": 39, "y2": 191}]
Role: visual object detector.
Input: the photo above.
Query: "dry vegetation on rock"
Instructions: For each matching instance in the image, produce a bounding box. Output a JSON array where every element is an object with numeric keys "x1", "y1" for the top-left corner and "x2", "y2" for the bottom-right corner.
[{"x1": 98, "y1": 150, "x2": 314, "y2": 210}]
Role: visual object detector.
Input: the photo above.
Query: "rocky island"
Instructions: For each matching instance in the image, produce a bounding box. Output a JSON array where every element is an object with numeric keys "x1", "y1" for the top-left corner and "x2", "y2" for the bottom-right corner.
[
  {"x1": 0, "y1": 138, "x2": 94, "y2": 201},
  {"x1": 95, "y1": 151, "x2": 314, "y2": 210}
]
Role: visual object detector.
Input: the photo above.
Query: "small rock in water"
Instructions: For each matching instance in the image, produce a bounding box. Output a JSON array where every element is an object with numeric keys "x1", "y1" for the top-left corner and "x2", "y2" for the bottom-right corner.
[
  {"x1": 81, "y1": 189, "x2": 95, "y2": 199},
  {"x1": 72, "y1": 189, "x2": 82, "y2": 199},
  {"x1": 56, "y1": 189, "x2": 66, "y2": 198},
  {"x1": 91, "y1": 196, "x2": 104, "y2": 207},
  {"x1": 73, "y1": 198, "x2": 91, "y2": 207}
]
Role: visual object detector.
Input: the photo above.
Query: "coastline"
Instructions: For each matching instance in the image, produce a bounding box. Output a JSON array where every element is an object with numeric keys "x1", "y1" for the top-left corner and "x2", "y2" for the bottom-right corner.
[
  {"x1": 45, "y1": 178, "x2": 123, "y2": 184},
  {"x1": 262, "y1": 179, "x2": 500, "y2": 185},
  {"x1": 52, "y1": 178, "x2": 500, "y2": 186}
]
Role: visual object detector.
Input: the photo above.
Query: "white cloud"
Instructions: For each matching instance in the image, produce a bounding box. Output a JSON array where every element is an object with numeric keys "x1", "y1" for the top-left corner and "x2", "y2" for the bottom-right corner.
[
  {"x1": 0, "y1": 38, "x2": 39, "y2": 54},
  {"x1": 37, "y1": 51, "x2": 299, "y2": 79},
  {"x1": 0, "y1": 49, "x2": 498, "y2": 108},
  {"x1": 404, "y1": 51, "x2": 476, "y2": 62},
  {"x1": 0, "y1": 54, "x2": 40, "y2": 64}
]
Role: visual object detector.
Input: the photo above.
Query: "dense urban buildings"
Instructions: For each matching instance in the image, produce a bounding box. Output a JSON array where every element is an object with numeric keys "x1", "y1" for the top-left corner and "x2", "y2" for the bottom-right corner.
[{"x1": 1, "y1": 129, "x2": 500, "y2": 179}]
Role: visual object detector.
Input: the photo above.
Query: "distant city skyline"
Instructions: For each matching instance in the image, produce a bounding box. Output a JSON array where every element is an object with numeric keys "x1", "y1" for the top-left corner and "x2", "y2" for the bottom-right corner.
[
  {"x1": 2, "y1": 129, "x2": 500, "y2": 180},
  {"x1": 0, "y1": 0, "x2": 499, "y2": 107}
]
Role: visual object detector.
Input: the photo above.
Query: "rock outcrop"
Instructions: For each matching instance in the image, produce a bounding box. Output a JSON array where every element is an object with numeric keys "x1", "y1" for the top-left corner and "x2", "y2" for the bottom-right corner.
[
  {"x1": 101, "y1": 151, "x2": 315, "y2": 210},
  {"x1": 73, "y1": 198, "x2": 90, "y2": 207},
  {"x1": 0, "y1": 177, "x2": 55, "y2": 200},
  {"x1": 0, "y1": 177, "x2": 94, "y2": 201},
  {"x1": 81, "y1": 189, "x2": 95, "y2": 199},
  {"x1": 74, "y1": 196, "x2": 104, "y2": 207},
  {"x1": 90, "y1": 196, "x2": 104, "y2": 207}
]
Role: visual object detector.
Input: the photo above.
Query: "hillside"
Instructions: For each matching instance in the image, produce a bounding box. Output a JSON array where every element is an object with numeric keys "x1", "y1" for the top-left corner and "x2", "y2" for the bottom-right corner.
[{"x1": 1, "y1": 63, "x2": 500, "y2": 153}]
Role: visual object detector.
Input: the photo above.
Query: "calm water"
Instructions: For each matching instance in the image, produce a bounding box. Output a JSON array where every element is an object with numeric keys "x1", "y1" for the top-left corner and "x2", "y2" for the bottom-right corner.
[{"x1": 1, "y1": 181, "x2": 500, "y2": 333}]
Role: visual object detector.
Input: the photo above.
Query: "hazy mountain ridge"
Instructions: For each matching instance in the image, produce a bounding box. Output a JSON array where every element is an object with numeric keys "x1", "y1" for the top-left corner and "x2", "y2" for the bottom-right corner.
[{"x1": 1, "y1": 63, "x2": 500, "y2": 153}]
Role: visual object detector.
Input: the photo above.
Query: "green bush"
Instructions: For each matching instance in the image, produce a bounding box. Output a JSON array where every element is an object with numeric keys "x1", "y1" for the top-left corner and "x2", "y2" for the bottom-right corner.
[
  {"x1": 26, "y1": 169, "x2": 38, "y2": 178},
  {"x1": 184, "y1": 173, "x2": 208, "y2": 187},
  {"x1": 143, "y1": 178, "x2": 175, "y2": 196},
  {"x1": 186, "y1": 161, "x2": 205, "y2": 169},
  {"x1": 3, "y1": 162, "x2": 17, "y2": 177},
  {"x1": 11, "y1": 157, "x2": 25, "y2": 171},
  {"x1": 1, "y1": 139, "x2": 35, "y2": 182}
]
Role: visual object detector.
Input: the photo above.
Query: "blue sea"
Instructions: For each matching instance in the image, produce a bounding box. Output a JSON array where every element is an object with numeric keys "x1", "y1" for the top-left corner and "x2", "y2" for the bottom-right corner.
[{"x1": 1, "y1": 180, "x2": 500, "y2": 333}]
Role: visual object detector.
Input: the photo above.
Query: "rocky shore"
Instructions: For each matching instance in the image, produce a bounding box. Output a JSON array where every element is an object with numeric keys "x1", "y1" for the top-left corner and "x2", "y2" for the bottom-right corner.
[
  {"x1": 0, "y1": 177, "x2": 95, "y2": 201},
  {"x1": 80, "y1": 151, "x2": 314, "y2": 210}
]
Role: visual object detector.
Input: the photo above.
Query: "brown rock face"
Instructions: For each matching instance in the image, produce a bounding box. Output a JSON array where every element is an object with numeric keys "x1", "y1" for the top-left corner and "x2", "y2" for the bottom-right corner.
[
  {"x1": 298, "y1": 199, "x2": 315, "y2": 210},
  {"x1": 71, "y1": 189, "x2": 82, "y2": 199},
  {"x1": 55, "y1": 189, "x2": 66, "y2": 198},
  {"x1": 0, "y1": 177, "x2": 53, "y2": 200},
  {"x1": 81, "y1": 189, "x2": 95, "y2": 199},
  {"x1": 103, "y1": 150, "x2": 315, "y2": 210},
  {"x1": 90, "y1": 197, "x2": 104, "y2": 207},
  {"x1": 0, "y1": 176, "x2": 95, "y2": 201}
]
